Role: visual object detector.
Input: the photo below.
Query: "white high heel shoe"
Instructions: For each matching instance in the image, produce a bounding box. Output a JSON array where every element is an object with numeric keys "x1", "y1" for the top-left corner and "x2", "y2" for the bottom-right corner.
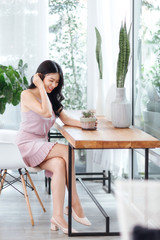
[
  {"x1": 50, "y1": 217, "x2": 77, "y2": 234},
  {"x1": 64, "y1": 207, "x2": 91, "y2": 226}
]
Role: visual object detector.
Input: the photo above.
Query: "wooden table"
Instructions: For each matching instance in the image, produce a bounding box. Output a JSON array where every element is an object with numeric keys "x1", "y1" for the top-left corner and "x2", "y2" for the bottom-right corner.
[{"x1": 54, "y1": 115, "x2": 160, "y2": 236}]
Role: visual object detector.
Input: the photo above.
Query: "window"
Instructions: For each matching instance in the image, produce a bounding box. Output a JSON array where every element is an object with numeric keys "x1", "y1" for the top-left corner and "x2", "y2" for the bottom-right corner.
[
  {"x1": 133, "y1": 0, "x2": 160, "y2": 179},
  {"x1": 134, "y1": 0, "x2": 160, "y2": 137},
  {"x1": 48, "y1": 0, "x2": 87, "y2": 110}
]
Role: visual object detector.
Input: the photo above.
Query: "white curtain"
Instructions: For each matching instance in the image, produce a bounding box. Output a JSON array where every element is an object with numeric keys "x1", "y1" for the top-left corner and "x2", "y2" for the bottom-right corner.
[
  {"x1": 87, "y1": 0, "x2": 132, "y2": 177},
  {"x1": 0, "y1": 0, "x2": 48, "y2": 129}
]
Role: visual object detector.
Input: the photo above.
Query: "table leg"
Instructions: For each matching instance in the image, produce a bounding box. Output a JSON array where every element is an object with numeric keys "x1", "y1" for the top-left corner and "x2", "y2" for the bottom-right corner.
[
  {"x1": 68, "y1": 144, "x2": 72, "y2": 236},
  {"x1": 145, "y1": 148, "x2": 149, "y2": 180},
  {"x1": 67, "y1": 144, "x2": 119, "y2": 237},
  {"x1": 131, "y1": 149, "x2": 134, "y2": 179}
]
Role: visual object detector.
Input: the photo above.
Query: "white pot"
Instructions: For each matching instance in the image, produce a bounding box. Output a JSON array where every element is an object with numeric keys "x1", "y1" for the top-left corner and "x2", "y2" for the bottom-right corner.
[
  {"x1": 80, "y1": 117, "x2": 97, "y2": 130},
  {"x1": 111, "y1": 88, "x2": 131, "y2": 128}
]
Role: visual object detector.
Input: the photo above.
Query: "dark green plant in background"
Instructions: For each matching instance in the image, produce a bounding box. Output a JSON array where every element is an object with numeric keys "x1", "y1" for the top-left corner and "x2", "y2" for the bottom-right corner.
[
  {"x1": 116, "y1": 20, "x2": 131, "y2": 88},
  {"x1": 0, "y1": 59, "x2": 28, "y2": 114},
  {"x1": 49, "y1": 0, "x2": 87, "y2": 110},
  {"x1": 95, "y1": 27, "x2": 103, "y2": 79}
]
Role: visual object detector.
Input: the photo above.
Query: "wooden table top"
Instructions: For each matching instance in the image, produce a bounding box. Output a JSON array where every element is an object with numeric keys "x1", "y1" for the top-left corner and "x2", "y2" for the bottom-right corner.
[{"x1": 54, "y1": 115, "x2": 160, "y2": 149}]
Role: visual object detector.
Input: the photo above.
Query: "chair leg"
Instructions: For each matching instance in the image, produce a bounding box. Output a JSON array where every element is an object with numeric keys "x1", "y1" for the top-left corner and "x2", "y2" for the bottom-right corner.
[
  {"x1": 0, "y1": 170, "x2": 2, "y2": 192},
  {"x1": 26, "y1": 170, "x2": 46, "y2": 212},
  {"x1": 19, "y1": 170, "x2": 34, "y2": 226},
  {"x1": 45, "y1": 176, "x2": 47, "y2": 187},
  {"x1": 0, "y1": 169, "x2": 7, "y2": 193},
  {"x1": 48, "y1": 177, "x2": 51, "y2": 195}
]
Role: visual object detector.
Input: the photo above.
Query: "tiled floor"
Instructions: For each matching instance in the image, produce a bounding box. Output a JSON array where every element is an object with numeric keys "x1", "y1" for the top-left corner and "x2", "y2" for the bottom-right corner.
[{"x1": 0, "y1": 171, "x2": 120, "y2": 240}]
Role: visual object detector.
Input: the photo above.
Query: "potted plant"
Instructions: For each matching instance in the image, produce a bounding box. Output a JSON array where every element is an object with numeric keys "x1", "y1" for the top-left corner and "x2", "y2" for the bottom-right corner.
[
  {"x1": 111, "y1": 20, "x2": 131, "y2": 128},
  {"x1": 95, "y1": 27, "x2": 104, "y2": 115},
  {"x1": 0, "y1": 59, "x2": 28, "y2": 115},
  {"x1": 80, "y1": 110, "x2": 97, "y2": 130}
]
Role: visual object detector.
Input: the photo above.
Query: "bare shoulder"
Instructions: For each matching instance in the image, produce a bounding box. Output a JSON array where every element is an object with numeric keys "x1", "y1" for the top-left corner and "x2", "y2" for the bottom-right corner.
[
  {"x1": 21, "y1": 89, "x2": 35, "y2": 101},
  {"x1": 21, "y1": 90, "x2": 37, "y2": 112}
]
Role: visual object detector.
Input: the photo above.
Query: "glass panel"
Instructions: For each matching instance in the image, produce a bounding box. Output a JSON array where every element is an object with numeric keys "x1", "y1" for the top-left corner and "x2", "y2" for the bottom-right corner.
[
  {"x1": 134, "y1": 0, "x2": 160, "y2": 138},
  {"x1": 133, "y1": 0, "x2": 160, "y2": 179}
]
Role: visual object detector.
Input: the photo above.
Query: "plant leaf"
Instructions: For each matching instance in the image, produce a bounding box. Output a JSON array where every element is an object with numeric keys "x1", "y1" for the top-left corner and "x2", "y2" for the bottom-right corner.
[{"x1": 95, "y1": 27, "x2": 103, "y2": 79}]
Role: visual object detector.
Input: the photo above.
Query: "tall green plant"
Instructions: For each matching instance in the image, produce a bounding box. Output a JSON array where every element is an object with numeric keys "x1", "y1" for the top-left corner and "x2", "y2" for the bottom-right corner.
[
  {"x1": 116, "y1": 20, "x2": 130, "y2": 88},
  {"x1": 0, "y1": 59, "x2": 28, "y2": 114},
  {"x1": 95, "y1": 27, "x2": 103, "y2": 79}
]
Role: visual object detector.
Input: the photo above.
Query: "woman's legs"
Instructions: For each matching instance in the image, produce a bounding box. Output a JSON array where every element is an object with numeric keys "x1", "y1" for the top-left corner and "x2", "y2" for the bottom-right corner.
[
  {"x1": 39, "y1": 157, "x2": 68, "y2": 228},
  {"x1": 45, "y1": 143, "x2": 85, "y2": 218}
]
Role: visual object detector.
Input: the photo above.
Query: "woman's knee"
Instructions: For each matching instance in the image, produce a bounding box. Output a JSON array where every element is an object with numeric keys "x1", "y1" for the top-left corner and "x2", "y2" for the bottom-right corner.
[
  {"x1": 46, "y1": 143, "x2": 68, "y2": 161},
  {"x1": 53, "y1": 157, "x2": 66, "y2": 172},
  {"x1": 61, "y1": 144, "x2": 68, "y2": 160}
]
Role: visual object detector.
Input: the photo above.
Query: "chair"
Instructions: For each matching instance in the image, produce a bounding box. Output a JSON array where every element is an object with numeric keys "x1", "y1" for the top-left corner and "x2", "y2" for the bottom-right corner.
[{"x1": 0, "y1": 129, "x2": 46, "y2": 226}]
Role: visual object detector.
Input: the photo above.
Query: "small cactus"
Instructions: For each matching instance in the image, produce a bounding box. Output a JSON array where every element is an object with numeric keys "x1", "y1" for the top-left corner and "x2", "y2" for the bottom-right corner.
[
  {"x1": 81, "y1": 110, "x2": 95, "y2": 118},
  {"x1": 116, "y1": 20, "x2": 131, "y2": 88}
]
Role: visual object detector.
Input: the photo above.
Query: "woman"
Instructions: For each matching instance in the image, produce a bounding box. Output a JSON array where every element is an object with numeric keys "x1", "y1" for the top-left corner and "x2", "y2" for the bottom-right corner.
[{"x1": 16, "y1": 60, "x2": 91, "y2": 234}]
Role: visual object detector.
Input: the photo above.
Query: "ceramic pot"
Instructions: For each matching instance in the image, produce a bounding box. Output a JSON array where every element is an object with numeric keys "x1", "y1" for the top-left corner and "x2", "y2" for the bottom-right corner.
[
  {"x1": 80, "y1": 117, "x2": 97, "y2": 130},
  {"x1": 111, "y1": 87, "x2": 131, "y2": 128}
]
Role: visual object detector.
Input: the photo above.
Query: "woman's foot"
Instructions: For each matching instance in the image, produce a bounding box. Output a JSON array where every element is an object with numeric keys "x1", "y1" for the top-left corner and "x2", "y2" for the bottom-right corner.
[
  {"x1": 50, "y1": 216, "x2": 77, "y2": 234},
  {"x1": 64, "y1": 206, "x2": 91, "y2": 226},
  {"x1": 72, "y1": 201, "x2": 85, "y2": 218}
]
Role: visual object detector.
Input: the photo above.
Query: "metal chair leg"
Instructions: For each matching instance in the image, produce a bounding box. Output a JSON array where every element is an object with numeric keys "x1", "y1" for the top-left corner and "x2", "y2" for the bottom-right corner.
[
  {"x1": 45, "y1": 176, "x2": 47, "y2": 187},
  {"x1": 48, "y1": 177, "x2": 51, "y2": 195}
]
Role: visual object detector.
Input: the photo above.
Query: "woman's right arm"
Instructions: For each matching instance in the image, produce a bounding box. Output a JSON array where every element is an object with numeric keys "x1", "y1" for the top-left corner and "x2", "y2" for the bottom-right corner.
[{"x1": 21, "y1": 74, "x2": 52, "y2": 118}]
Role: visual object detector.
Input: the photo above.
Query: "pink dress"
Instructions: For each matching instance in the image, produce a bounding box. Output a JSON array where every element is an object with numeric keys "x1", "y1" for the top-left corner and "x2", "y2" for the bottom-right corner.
[{"x1": 16, "y1": 109, "x2": 57, "y2": 177}]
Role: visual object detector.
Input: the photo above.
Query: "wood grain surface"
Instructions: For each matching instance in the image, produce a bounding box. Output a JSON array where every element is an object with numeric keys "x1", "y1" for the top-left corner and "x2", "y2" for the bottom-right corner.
[{"x1": 54, "y1": 114, "x2": 160, "y2": 149}]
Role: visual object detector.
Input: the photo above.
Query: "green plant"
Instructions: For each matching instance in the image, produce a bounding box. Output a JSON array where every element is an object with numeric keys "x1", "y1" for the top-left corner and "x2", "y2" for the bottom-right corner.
[
  {"x1": 0, "y1": 59, "x2": 28, "y2": 114},
  {"x1": 116, "y1": 20, "x2": 131, "y2": 88},
  {"x1": 81, "y1": 110, "x2": 95, "y2": 118},
  {"x1": 95, "y1": 27, "x2": 103, "y2": 79}
]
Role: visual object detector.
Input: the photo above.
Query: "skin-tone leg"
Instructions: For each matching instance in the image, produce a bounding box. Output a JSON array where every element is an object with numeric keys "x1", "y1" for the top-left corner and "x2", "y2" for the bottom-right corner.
[
  {"x1": 39, "y1": 157, "x2": 68, "y2": 228},
  {"x1": 44, "y1": 143, "x2": 85, "y2": 218}
]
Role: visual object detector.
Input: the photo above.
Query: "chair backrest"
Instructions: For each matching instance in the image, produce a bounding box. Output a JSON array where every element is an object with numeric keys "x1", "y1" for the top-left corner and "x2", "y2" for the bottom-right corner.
[{"x1": 0, "y1": 129, "x2": 27, "y2": 169}]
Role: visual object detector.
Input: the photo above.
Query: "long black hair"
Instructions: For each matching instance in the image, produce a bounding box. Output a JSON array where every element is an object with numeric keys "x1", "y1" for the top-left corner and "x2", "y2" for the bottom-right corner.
[{"x1": 29, "y1": 60, "x2": 64, "y2": 116}]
